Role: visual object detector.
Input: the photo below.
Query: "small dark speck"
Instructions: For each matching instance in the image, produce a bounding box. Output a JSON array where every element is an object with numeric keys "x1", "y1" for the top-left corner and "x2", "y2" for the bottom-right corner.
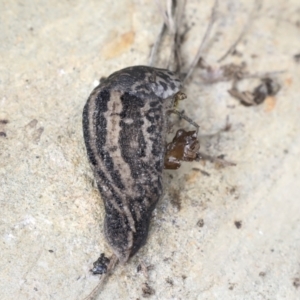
[
  {"x1": 0, "y1": 132, "x2": 7, "y2": 137},
  {"x1": 142, "y1": 282, "x2": 155, "y2": 298},
  {"x1": 294, "y1": 54, "x2": 300, "y2": 63},
  {"x1": 228, "y1": 283, "x2": 236, "y2": 290},
  {"x1": 182, "y1": 275, "x2": 187, "y2": 280},
  {"x1": 27, "y1": 119, "x2": 38, "y2": 128},
  {"x1": 169, "y1": 188, "x2": 181, "y2": 211},
  {"x1": 234, "y1": 220, "x2": 242, "y2": 229},
  {"x1": 231, "y1": 49, "x2": 242, "y2": 57},
  {"x1": 223, "y1": 122, "x2": 232, "y2": 132},
  {"x1": 0, "y1": 120, "x2": 9, "y2": 124},
  {"x1": 34, "y1": 287, "x2": 38, "y2": 291},
  {"x1": 166, "y1": 277, "x2": 174, "y2": 286},
  {"x1": 29, "y1": 27, "x2": 34, "y2": 31},
  {"x1": 36, "y1": 156, "x2": 40, "y2": 159},
  {"x1": 293, "y1": 278, "x2": 300, "y2": 288},
  {"x1": 228, "y1": 186, "x2": 236, "y2": 194},
  {"x1": 147, "y1": 264, "x2": 154, "y2": 271},
  {"x1": 259, "y1": 272, "x2": 266, "y2": 277},
  {"x1": 197, "y1": 219, "x2": 204, "y2": 227},
  {"x1": 109, "y1": 146, "x2": 118, "y2": 152},
  {"x1": 192, "y1": 168, "x2": 210, "y2": 177},
  {"x1": 283, "y1": 149, "x2": 289, "y2": 154},
  {"x1": 137, "y1": 264, "x2": 142, "y2": 272},
  {"x1": 48, "y1": 250, "x2": 54, "y2": 253},
  {"x1": 192, "y1": 167, "x2": 200, "y2": 171},
  {"x1": 270, "y1": 249, "x2": 274, "y2": 252}
]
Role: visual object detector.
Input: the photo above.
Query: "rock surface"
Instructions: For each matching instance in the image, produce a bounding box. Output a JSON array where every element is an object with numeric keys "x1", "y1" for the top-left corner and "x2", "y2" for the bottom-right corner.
[{"x1": 1, "y1": 0, "x2": 300, "y2": 299}]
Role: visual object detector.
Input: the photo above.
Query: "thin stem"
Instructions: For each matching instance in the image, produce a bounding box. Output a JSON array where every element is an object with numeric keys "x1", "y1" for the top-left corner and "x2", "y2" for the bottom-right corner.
[
  {"x1": 149, "y1": 23, "x2": 166, "y2": 66},
  {"x1": 217, "y1": 0, "x2": 261, "y2": 63},
  {"x1": 168, "y1": 109, "x2": 200, "y2": 134},
  {"x1": 183, "y1": 0, "x2": 219, "y2": 85},
  {"x1": 83, "y1": 255, "x2": 118, "y2": 300},
  {"x1": 241, "y1": 70, "x2": 286, "y2": 79}
]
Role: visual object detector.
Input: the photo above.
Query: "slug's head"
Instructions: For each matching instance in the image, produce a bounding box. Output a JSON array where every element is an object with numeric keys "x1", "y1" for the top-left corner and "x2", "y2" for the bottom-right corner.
[
  {"x1": 106, "y1": 66, "x2": 182, "y2": 100},
  {"x1": 148, "y1": 67, "x2": 182, "y2": 99}
]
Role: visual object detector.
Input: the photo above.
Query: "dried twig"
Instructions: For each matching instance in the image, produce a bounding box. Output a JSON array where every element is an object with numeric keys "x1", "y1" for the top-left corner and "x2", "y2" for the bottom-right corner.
[
  {"x1": 196, "y1": 152, "x2": 236, "y2": 168},
  {"x1": 168, "y1": 109, "x2": 200, "y2": 134},
  {"x1": 155, "y1": 0, "x2": 172, "y2": 29},
  {"x1": 149, "y1": 0, "x2": 175, "y2": 67},
  {"x1": 165, "y1": 0, "x2": 178, "y2": 69},
  {"x1": 183, "y1": 0, "x2": 219, "y2": 84},
  {"x1": 166, "y1": 0, "x2": 187, "y2": 71},
  {"x1": 151, "y1": 0, "x2": 187, "y2": 71},
  {"x1": 241, "y1": 70, "x2": 286, "y2": 79},
  {"x1": 217, "y1": 0, "x2": 262, "y2": 63},
  {"x1": 83, "y1": 255, "x2": 118, "y2": 300},
  {"x1": 149, "y1": 22, "x2": 166, "y2": 66}
]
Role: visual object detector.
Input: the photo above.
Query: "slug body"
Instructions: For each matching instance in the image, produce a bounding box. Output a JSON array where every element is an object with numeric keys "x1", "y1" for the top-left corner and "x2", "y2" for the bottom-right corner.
[{"x1": 83, "y1": 66, "x2": 181, "y2": 263}]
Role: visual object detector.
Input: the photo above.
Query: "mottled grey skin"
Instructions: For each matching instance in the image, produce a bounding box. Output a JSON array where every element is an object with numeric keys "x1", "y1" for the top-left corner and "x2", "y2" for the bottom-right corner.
[{"x1": 83, "y1": 66, "x2": 181, "y2": 263}]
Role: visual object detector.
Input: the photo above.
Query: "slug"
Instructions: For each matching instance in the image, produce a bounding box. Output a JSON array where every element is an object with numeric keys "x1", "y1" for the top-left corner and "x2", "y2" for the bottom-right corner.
[{"x1": 82, "y1": 65, "x2": 181, "y2": 263}]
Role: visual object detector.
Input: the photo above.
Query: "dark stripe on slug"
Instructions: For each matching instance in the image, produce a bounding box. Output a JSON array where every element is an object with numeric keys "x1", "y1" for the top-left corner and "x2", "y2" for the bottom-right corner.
[
  {"x1": 82, "y1": 100, "x2": 97, "y2": 166},
  {"x1": 145, "y1": 106, "x2": 165, "y2": 161},
  {"x1": 149, "y1": 100, "x2": 160, "y2": 107},
  {"x1": 129, "y1": 196, "x2": 158, "y2": 257},
  {"x1": 169, "y1": 81, "x2": 176, "y2": 90},
  {"x1": 158, "y1": 80, "x2": 168, "y2": 91},
  {"x1": 156, "y1": 70, "x2": 176, "y2": 83},
  {"x1": 104, "y1": 206, "x2": 132, "y2": 260},
  {"x1": 119, "y1": 92, "x2": 146, "y2": 179},
  {"x1": 135, "y1": 83, "x2": 151, "y2": 93},
  {"x1": 83, "y1": 99, "x2": 125, "y2": 211},
  {"x1": 147, "y1": 125, "x2": 155, "y2": 133},
  {"x1": 96, "y1": 169, "x2": 125, "y2": 210},
  {"x1": 137, "y1": 131, "x2": 146, "y2": 157},
  {"x1": 151, "y1": 139, "x2": 162, "y2": 157},
  {"x1": 145, "y1": 107, "x2": 161, "y2": 123},
  {"x1": 94, "y1": 90, "x2": 110, "y2": 154}
]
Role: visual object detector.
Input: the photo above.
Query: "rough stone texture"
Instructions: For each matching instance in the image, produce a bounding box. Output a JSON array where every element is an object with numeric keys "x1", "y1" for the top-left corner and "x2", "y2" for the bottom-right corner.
[{"x1": 1, "y1": 0, "x2": 300, "y2": 299}]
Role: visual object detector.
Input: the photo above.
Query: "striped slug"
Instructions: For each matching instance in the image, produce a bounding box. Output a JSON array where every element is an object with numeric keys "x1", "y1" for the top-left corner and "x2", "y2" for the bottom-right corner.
[{"x1": 82, "y1": 65, "x2": 181, "y2": 264}]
